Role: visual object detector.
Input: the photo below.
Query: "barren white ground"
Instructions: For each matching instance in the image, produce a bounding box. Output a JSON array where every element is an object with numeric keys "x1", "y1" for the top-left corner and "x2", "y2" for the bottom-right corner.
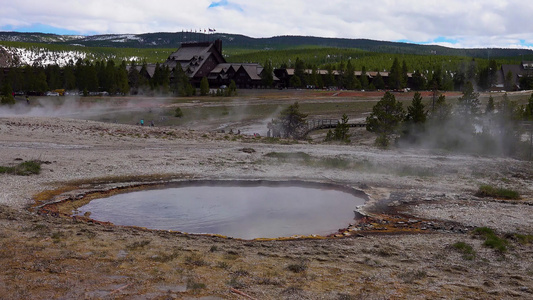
[
  {"x1": 1, "y1": 116, "x2": 533, "y2": 299},
  {"x1": 1, "y1": 117, "x2": 532, "y2": 233}
]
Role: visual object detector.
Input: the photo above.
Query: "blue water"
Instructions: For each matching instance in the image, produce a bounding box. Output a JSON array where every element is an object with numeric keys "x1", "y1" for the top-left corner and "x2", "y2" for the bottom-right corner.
[{"x1": 74, "y1": 184, "x2": 365, "y2": 239}]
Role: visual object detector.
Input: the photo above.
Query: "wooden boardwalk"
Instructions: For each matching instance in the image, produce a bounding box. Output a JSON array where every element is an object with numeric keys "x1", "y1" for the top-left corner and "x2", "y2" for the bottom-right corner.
[{"x1": 304, "y1": 119, "x2": 367, "y2": 136}]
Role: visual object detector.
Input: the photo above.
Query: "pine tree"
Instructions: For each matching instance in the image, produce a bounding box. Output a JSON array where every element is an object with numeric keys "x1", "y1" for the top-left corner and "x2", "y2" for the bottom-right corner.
[
  {"x1": 325, "y1": 113, "x2": 351, "y2": 142},
  {"x1": 405, "y1": 92, "x2": 427, "y2": 124},
  {"x1": 360, "y1": 66, "x2": 369, "y2": 90},
  {"x1": 160, "y1": 65, "x2": 171, "y2": 93},
  {"x1": 261, "y1": 60, "x2": 274, "y2": 87},
  {"x1": 228, "y1": 80, "x2": 237, "y2": 96},
  {"x1": 308, "y1": 65, "x2": 318, "y2": 88},
  {"x1": 45, "y1": 64, "x2": 62, "y2": 90},
  {"x1": 128, "y1": 62, "x2": 141, "y2": 94},
  {"x1": 456, "y1": 81, "x2": 480, "y2": 116},
  {"x1": 432, "y1": 94, "x2": 451, "y2": 121},
  {"x1": 150, "y1": 62, "x2": 161, "y2": 90},
  {"x1": 324, "y1": 64, "x2": 335, "y2": 88},
  {"x1": 488, "y1": 59, "x2": 498, "y2": 88},
  {"x1": 116, "y1": 61, "x2": 130, "y2": 95},
  {"x1": 411, "y1": 70, "x2": 426, "y2": 90},
  {"x1": 504, "y1": 70, "x2": 514, "y2": 91},
  {"x1": 429, "y1": 66, "x2": 443, "y2": 90},
  {"x1": 293, "y1": 58, "x2": 305, "y2": 88},
  {"x1": 289, "y1": 75, "x2": 301, "y2": 88},
  {"x1": 7, "y1": 67, "x2": 23, "y2": 92},
  {"x1": 366, "y1": 91, "x2": 405, "y2": 147},
  {"x1": 402, "y1": 92, "x2": 427, "y2": 143},
  {"x1": 486, "y1": 95, "x2": 495, "y2": 114},
  {"x1": 34, "y1": 67, "x2": 48, "y2": 94},
  {"x1": 138, "y1": 63, "x2": 149, "y2": 90},
  {"x1": 271, "y1": 102, "x2": 308, "y2": 139},
  {"x1": 388, "y1": 58, "x2": 403, "y2": 90},
  {"x1": 401, "y1": 60, "x2": 409, "y2": 89},
  {"x1": 1, "y1": 83, "x2": 15, "y2": 105},
  {"x1": 337, "y1": 61, "x2": 346, "y2": 88},
  {"x1": 200, "y1": 76, "x2": 209, "y2": 96},
  {"x1": 86, "y1": 62, "x2": 99, "y2": 93},
  {"x1": 174, "y1": 64, "x2": 194, "y2": 96},
  {"x1": 62, "y1": 64, "x2": 76, "y2": 91},
  {"x1": 22, "y1": 65, "x2": 35, "y2": 92},
  {"x1": 495, "y1": 93, "x2": 521, "y2": 155},
  {"x1": 344, "y1": 60, "x2": 357, "y2": 90},
  {"x1": 524, "y1": 93, "x2": 533, "y2": 120},
  {"x1": 372, "y1": 72, "x2": 386, "y2": 90}
]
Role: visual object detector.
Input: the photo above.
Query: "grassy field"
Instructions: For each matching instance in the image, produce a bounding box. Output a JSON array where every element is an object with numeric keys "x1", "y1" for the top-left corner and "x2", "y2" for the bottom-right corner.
[
  {"x1": 2, "y1": 40, "x2": 528, "y2": 71},
  {"x1": 30, "y1": 89, "x2": 532, "y2": 130}
]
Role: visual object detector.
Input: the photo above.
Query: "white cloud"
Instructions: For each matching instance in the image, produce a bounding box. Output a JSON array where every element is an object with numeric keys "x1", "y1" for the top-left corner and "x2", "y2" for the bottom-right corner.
[{"x1": 1, "y1": 0, "x2": 532, "y2": 48}]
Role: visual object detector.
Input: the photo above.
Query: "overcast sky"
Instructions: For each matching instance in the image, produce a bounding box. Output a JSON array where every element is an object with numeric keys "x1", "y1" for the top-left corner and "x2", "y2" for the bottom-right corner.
[{"x1": 1, "y1": 0, "x2": 532, "y2": 49}]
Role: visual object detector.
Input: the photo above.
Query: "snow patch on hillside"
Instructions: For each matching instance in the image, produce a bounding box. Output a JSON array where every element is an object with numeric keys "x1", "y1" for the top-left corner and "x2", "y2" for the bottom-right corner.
[
  {"x1": 0, "y1": 45, "x2": 142, "y2": 67},
  {"x1": 81, "y1": 34, "x2": 143, "y2": 42},
  {"x1": 4, "y1": 46, "x2": 88, "y2": 67}
]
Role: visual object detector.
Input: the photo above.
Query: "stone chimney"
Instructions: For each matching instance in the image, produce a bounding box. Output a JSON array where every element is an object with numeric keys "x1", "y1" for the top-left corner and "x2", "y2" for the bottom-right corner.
[{"x1": 214, "y1": 39, "x2": 222, "y2": 54}]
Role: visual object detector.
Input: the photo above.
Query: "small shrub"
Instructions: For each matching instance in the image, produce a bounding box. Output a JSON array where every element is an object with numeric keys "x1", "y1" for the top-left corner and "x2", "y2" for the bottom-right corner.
[
  {"x1": 257, "y1": 275, "x2": 284, "y2": 286},
  {"x1": 473, "y1": 227, "x2": 508, "y2": 253},
  {"x1": 0, "y1": 160, "x2": 41, "y2": 176},
  {"x1": 186, "y1": 279, "x2": 206, "y2": 292},
  {"x1": 126, "y1": 240, "x2": 151, "y2": 250},
  {"x1": 184, "y1": 253, "x2": 208, "y2": 266},
  {"x1": 484, "y1": 236, "x2": 508, "y2": 252},
  {"x1": 514, "y1": 234, "x2": 533, "y2": 245},
  {"x1": 395, "y1": 165, "x2": 434, "y2": 177},
  {"x1": 51, "y1": 231, "x2": 63, "y2": 243},
  {"x1": 264, "y1": 151, "x2": 311, "y2": 161},
  {"x1": 174, "y1": 107, "x2": 184, "y2": 118},
  {"x1": 223, "y1": 253, "x2": 239, "y2": 260},
  {"x1": 286, "y1": 260, "x2": 308, "y2": 273},
  {"x1": 315, "y1": 157, "x2": 352, "y2": 169},
  {"x1": 282, "y1": 286, "x2": 304, "y2": 296},
  {"x1": 473, "y1": 227, "x2": 495, "y2": 236},
  {"x1": 150, "y1": 251, "x2": 180, "y2": 263},
  {"x1": 28, "y1": 224, "x2": 49, "y2": 232},
  {"x1": 338, "y1": 293, "x2": 356, "y2": 300},
  {"x1": 475, "y1": 185, "x2": 520, "y2": 200},
  {"x1": 217, "y1": 261, "x2": 230, "y2": 269},
  {"x1": 227, "y1": 276, "x2": 246, "y2": 289},
  {"x1": 452, "y1": 241, "x2": 476, "y2": 260},
  {"x1": 232, "y1": 269, "x2": 249, "y2": 277},
  {"x1": 400, "y1": 270, "x2": 427, "y2": 283},
  {"x1": 262, "y1": 137, "x2": 281, "y2": 143},
  {"x1": 527, "y1": 265, "x2": 533, "y2": 276}
]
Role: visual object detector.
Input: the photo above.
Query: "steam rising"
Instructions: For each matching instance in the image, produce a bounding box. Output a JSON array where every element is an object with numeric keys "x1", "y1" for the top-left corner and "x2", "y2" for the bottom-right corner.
[
  {"x1": 0, "y1": 96, "x2": 117, "y2": 119},
  {"x1": 0, "y1": 96, "x2": 178, "y2": 126},
  {"x1": 399, "y1": 108, "x2": 528, "y2": 157}
]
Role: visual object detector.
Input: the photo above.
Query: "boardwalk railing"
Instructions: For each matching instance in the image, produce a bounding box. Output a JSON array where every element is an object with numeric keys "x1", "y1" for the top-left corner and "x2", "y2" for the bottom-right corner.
[{"x1": 304, "y1": 119, "x2": 367, "y2": 136}]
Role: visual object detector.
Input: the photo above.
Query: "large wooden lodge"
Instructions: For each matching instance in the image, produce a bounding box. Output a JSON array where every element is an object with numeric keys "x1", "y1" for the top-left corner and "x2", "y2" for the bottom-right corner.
[
  {"x1": 138, "y1": 39, "x2": 411, "y2": 89},
  {"x1": 3, "y1": 38, "x2": 531, "y2": 92},
  {"x1": 155, "y1": 39, "x2": 533, "y2": 91}
]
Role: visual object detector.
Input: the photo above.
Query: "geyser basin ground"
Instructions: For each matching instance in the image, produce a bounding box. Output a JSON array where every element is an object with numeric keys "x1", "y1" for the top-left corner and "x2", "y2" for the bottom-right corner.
[{"x1": 73, "y1": 181, "x2": 366, "y2": 239}]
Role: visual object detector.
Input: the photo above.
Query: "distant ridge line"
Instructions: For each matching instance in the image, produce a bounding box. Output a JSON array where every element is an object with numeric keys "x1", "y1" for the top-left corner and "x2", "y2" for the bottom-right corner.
[{"x1": 1, "y1": 31, "x2": 532, "y2": 58}]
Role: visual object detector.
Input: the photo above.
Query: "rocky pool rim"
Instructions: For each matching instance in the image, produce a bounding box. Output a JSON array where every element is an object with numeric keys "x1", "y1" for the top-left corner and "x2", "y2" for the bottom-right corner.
[{"x1": 35, "y1": 179, "x2": 370, "y2": 240}]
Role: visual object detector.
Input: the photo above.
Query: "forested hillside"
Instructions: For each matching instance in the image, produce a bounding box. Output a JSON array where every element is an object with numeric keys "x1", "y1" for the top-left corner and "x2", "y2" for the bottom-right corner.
[
  {"x1": 2, "y1": 31, "x2": 533, "y2": 58},
  {"x1": 2, "y1": 31, "x2": 533, "y2": 96}
]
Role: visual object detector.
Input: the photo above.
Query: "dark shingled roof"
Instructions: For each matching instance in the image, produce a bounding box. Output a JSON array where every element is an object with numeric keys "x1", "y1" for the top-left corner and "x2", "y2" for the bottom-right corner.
[{"x1": 165, "y1": 41, "x2": 226, "y2": 79}]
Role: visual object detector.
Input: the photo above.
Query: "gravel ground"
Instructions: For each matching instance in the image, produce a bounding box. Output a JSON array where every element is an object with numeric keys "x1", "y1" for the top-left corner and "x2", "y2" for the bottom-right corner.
[{"x1": 1, "y1": 115, "x2": 532, "y2": 299}]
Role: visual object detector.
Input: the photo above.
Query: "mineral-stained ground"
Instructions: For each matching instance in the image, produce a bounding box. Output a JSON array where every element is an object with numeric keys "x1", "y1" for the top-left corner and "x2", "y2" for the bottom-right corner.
[{"x1": 0, "y1": 91, "x2": 532, "y2": 299}]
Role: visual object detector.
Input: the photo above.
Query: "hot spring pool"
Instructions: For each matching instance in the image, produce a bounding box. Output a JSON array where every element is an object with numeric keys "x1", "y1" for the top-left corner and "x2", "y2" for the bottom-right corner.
[{"x1": 73, "y1": 181, "x2": 366, "y2": 239}]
